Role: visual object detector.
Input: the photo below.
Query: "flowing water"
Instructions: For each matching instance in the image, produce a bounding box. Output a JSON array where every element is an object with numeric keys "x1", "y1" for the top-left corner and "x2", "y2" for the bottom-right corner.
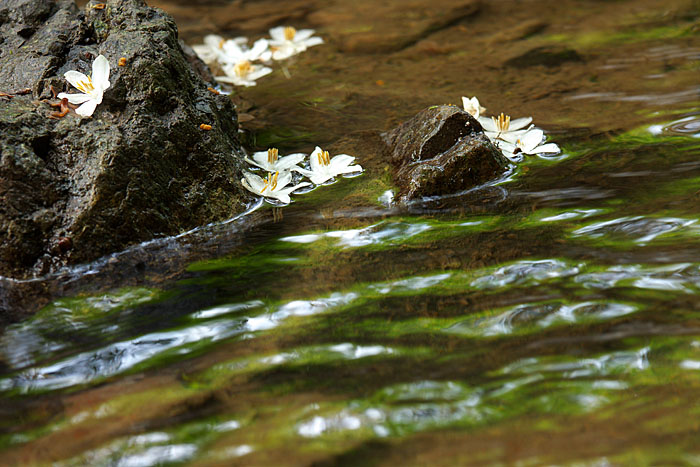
[{"x1": 2, "y1": 0, "x2": 700, "y2": 464}]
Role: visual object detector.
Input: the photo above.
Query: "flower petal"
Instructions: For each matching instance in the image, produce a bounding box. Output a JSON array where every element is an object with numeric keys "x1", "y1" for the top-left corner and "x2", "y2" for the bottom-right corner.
[
  {"x1": 484, "y1": 131, "x2": 500, "y2": 142},
  {"x1": 75, "y1": 99, "x2": 98, "y2": 117},
  {"x1": 271, "y1": 45, "x2": 297, "y2": 60},
  {"x1": 509, "y1": 117, "x2": 533, "y2": 131},
  {"x1": 497, "y1": 140, "x2": 517, "y2": 155},
  {"x1": 328, "y1": 154, "x2": 356, "y2": 170},
  {"x1": 276, "y1": 153, "x2": 306, "y2": 170},
  {"x1": 518, "y1": 129, "x2": 544, "y2": 153},
  {"x1": 249, "y1": 38, "x2": 270, "y2": 60},
  {"x1": 192, "y1": 45, "x2": 217, "y2": 64},
  {"x1": 334, "y1": 164, "x2": 363, "y2": 175},
  {"x1": 57, "y1": 92, "x2": 92, "y2": 105},
  {"x1": 242, "y1": 171, "x2": 266, "y2": 193},
  {"x1": 269, "y1": 27, "x2": 286, "y2": 43},
  {"x1": 220, "y1": 41, "x2": 246, "y2": 64},
  {"x1": 275, "y1": 171, "x2": 293, "y2": 190},
  {"x1": 241, "y1": 177, "x2": 259, "y2": 196},
  {"x1": 64, "y1": 70, "x2": 90, "y2": 91},
  {"x1": 247, "y1": 65, "x2": 273, "y2": 82},
  {"x1": 310, "y1": 173, "x2": 333, "y2": 185},
  {"x1": 271, "y1": 191, "x2": 292, "y2": 204},
  {"x1": 92, "y1": 55, "x2": 110, "y2": 91},
  {"x1": 478, "y1": 116, "x2": 497, "y2": 132},
  {"x1": 534, "y1": 143, "x2": 560, "y2": 154},
  {"x1": 498, "y1": 129, "x2": 530, "y2": 144},
  {"x1": 204, "y1": 34, "x2": 225, "y2": 50},
  {"x1": 308, "y1": 146, "x2": 324, "y2": 172},
  {"x1": 294, "y1": 29, "x2": 316, "y2": 41},
  {"x1": 292, "y1": 167, "x2": 314, "y2": 178},
  {"x1": 302, "y1": 37, "x2": 323, "y2": 49},
  {"x1": 244, "y1": 155, "x2": 268, "y2": 171},
  {"x1": 277, "y1": 182, "x2": 311, "y2": 202},
  {"x1": 251, "y1": 150, "x2": 270, "y2": 165}
]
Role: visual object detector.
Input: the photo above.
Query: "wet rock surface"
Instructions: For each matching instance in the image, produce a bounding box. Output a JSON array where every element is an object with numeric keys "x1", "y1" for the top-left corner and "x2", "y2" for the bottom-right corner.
[
  {"x1": 382, "y1": 105, "x2": 511, "y2": 202},
  {"x1": 0, "y1": 0, "x2": 248, "y2": 279}
]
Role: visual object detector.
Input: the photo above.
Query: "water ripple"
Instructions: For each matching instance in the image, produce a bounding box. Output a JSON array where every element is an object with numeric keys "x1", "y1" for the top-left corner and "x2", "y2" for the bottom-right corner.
[
  {"x1": 371, "y1": 273, "x2": 451, "y2": 294},
  {"x1": 446, "y1": 301, "x2": 638, "y2": 337},
  {"x1": 572, "y1": 216, "x2": 697, "y2": 244},
  {"x1": 575, "y1": 263, "x2": 700, "y2": 292},
  {"x1": 649, "y1": 115, "x2": 700, "y2": 138},
  {"x1": 470, "y1": 260, "x2": 580, "y2": 289},
  {"x1": 280, "y1": 221, "x2": 431, "y2": 248}
]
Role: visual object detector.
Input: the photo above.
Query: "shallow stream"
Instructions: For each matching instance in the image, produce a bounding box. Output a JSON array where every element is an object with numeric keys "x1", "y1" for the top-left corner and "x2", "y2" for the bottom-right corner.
[{"x1": 1, "y1": 0, "x2": 700, "y2": 464}]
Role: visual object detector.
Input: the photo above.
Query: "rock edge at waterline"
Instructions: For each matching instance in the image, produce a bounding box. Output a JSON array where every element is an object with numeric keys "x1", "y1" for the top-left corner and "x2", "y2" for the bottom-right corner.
[{"x1": 382, "y1": 105, "x2": 511, "y2": 202}]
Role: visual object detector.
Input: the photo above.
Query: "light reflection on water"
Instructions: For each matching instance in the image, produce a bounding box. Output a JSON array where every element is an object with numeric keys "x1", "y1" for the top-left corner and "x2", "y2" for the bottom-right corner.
[
  {"x1": 291, "y1": 346, "x2": 653, "y2": 440},
  {"x1": 572, "y1": 216, "x2": 697, "y2": 244},
  {"x1": 280, "y1": 221, "x2": 432, "y2": 247}
]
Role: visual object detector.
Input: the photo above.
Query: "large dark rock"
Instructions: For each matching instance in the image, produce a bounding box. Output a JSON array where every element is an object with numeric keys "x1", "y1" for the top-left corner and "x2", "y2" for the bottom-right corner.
[
  {"x1": 0, "y1": 0, "x2": 249, "y2": 279},
  {"x1": 382, "y1": 105, "x2": 511, "y2": 202}
]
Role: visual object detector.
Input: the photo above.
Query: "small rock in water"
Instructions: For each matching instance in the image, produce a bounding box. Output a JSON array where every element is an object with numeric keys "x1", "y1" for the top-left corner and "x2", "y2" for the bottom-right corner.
[{"x1": 381, "y1": 105, "x2": 511, "y2": 202}]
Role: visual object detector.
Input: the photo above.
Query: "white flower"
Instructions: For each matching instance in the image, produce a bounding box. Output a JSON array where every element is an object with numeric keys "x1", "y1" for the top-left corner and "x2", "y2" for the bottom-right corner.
[
  {"x1": 269, "y1": 26, "x2": 323, "y2": 60},
  {"x1": 192, "y1": 34, "x2": 225, "y2": 65},
  {"x1": 215, "y1": 60, "x2": 273, "y2": 87},
  {"x1": 461, "y1": 96, "x2": 485, "y2": 119},
  {"x1": 245, "y1": 148, "x2": 306, "y2": 172},
  {"x1": 294, "y1": 146, "x2": 363, "y2": 185},
  {"x1": 219, "y1": 37, "x2": 272, "y2": 65},
  {"x1": 241, "y1": 171, "x2": 310, "y2": 204},
  {"x1": 478, "y1": 113, "x2": 532, "y2": 143},
  {"x1": 498, "y1": 128, "x2": 560, "y2": 160},
  {"x1": 57, "y1": 54, "x2": 110, "y2": 117}
]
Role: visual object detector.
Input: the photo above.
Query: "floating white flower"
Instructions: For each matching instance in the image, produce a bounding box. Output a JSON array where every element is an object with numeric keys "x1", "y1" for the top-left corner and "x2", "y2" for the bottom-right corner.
[
  {"x1": 241, "y1": 171, "x2": 310, "y2": 204},
  {"x1": 215, "y1": 60, "x2": 273, "y2": 87},
  {"x1": 245, "y1": 148, "x2": 306, "y2": 172},
  {"x1": 58, "y1": 54, "x2": 110, "y2": 117},
  {"x1": 192, "y1": 34, "x2": 225, "y2": 65},
  {"x1": 294, "y1": 146, "x2": 363, "y2": 185},
  {"x1": 478, "y1": 113, "x2": 532, "y2": 143},
  {"x1": 498, "y1": 128, "x2": 560, "y2": 160},
  {"x1": 461, "y1": 96, "x2": 486, "y2": 119},
  {"x1": 269, "y1": 26, "x2": 323, "y2": 60},
  {"x1": 218, "y1": 37, "x2": 272, "y2": 65}
]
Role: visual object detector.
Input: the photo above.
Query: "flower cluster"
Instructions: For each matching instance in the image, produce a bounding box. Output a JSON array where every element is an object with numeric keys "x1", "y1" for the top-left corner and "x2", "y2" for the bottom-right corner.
[
  {"x1": 462, "y1": 96, "x2": 560, "y2": 161},
  {"x1": 241, "y1": 146, "x2": 363, "y2": 204},
  {"x1": 192, "y1": 26, "x2": 323, "y2": 87}
]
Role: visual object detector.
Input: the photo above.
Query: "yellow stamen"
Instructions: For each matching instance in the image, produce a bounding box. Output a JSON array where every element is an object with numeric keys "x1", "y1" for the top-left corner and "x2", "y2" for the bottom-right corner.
[
  {"x1": 284, "y1": 26, "x2": 296, "y2": 41},
  {"x1": 317, "y1": 150, "x2": 331, "y2": 166},
  {"x1": 491, "y1": 113, "x2": 511, "y2": 133},
  {"x1": 75, "y1": 77, "x2": 95, "y2": 94},
  {"x1": 261, "y1": 172, "x2": 279, "y2": 193},
  {"x1": 234, "y1": 60, "x2": 252, "y2": 78},
  {"x1": 267, "y1": 148, "x2": 279, "y2": 164},
  {"x1": 219, "y1": 39, "x2": 225, "y2": 49}
]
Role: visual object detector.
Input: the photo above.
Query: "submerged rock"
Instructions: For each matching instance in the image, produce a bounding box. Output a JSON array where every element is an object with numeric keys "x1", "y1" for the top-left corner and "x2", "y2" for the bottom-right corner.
[
  {"x1": 382, "y1": 105, "x2": 511, "y2": 202},
  {"x1": 0, "y1": 0, "x2": 249, "y2": 279}
]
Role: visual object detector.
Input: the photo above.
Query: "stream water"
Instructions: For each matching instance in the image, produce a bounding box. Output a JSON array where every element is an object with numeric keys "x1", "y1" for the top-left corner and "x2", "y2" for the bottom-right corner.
[{"x1": 2, "y1": 0, "x2": 700, "y2": 465}]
